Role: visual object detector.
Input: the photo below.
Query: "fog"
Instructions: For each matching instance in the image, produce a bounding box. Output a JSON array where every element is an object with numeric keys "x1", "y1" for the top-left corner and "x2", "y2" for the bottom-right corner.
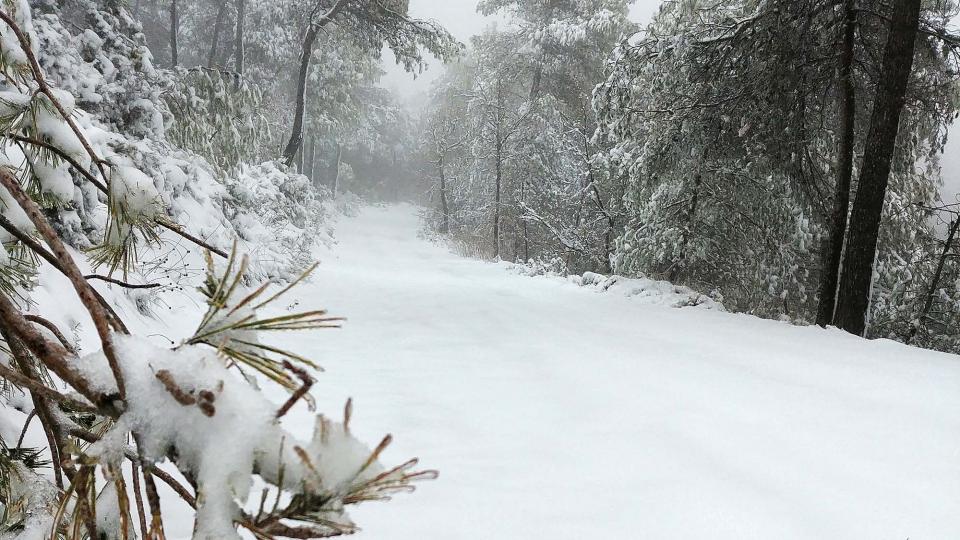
[
  {"x1": 381, "y1": 0, "x2": 960, "y2": 204},
  {"x1": 381, "y1": 0, "x2": 662, "y2": 106}
]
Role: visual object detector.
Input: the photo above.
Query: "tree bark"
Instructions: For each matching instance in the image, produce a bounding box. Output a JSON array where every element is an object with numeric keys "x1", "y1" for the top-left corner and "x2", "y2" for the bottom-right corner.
[
  {"x1": 234, "y1": 0, "x2": 245, "y2": 78},
  {"x1": 834, "y1": 0, "x2": 922, "y2": 336},
  {"x1": 283, "y1": 25, "x2": 319, "y2": 165},
  {"x1": 207, "y1": 0, "x2": 229, "y2": 68},
  {"x1": 169, "y1": 0, "x2": 179, "y2": 67},
  {"x1": 816, "y1": 0, "x2": 857, "y2": 327}
]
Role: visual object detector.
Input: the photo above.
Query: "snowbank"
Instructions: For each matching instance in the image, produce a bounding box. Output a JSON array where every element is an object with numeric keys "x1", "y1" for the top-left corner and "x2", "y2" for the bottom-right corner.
[{"x1": 505, "y1": 261, "x2": 724, "y2": 310}]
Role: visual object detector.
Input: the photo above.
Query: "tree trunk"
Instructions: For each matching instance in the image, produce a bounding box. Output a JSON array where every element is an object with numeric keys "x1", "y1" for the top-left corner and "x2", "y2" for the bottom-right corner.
[
  {"x1": 669, "y1": 171, "x2": 703, "y2": 282},
  {"x1": 296, "y1": 139, "x2": 305, "y2": 173},
  {"x1": 529, "y1": 51, "x2": 546, "y2": 101},
  {"x1": 283, "y1": 25, "x2": 320, "y2": 165},
  {"x1": 438, "y1": 155, "x2": 450, "y2": 233},
  {"x1": 169, "y1": 0, "x2": 179, "y2": 67},
  {"x1": 207, "y1": 0, "x2": 229, "y2": 68},
  {"x1": 520, "y1": 177, "x2": 529, "y2": 261},
  {"x1": 493, "y1": 139, "x2": 502, "y2": 259},
  {"x1": 907, "y1": 218, "x2": 960, "y2": 344},
  {"x1": 584, "y1": 130, "x2": 613, "y2": 273},
  {"x1": 492, "y1": 75, "x2": 507, "y2": 260},
  {"x1": 816, "y1": 0, "x2": 857, "y2": 327},
  {"x1": 234, "y1": 0, "x2": 245, "y2": 79},
  {"x1": 834, "y1": 0, "x2": 922, "y2": 336},
  {"x1": 307, "y1": 136, "x2": 317, "y2": 184},
  {"x1": 332, "y1": 143, "x2": 342, "y2": 198}
]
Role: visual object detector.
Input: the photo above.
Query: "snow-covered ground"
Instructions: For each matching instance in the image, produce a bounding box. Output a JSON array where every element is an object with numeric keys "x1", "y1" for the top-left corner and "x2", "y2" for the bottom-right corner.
[{"x1": 249, "y1": 204, "x2": 960, "y2": 539}]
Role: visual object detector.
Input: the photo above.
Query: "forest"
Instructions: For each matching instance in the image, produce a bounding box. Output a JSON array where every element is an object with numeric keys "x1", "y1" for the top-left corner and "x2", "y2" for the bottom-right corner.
[{"x1": 0, "y1": 0, "x2": 958, "y2": 538}]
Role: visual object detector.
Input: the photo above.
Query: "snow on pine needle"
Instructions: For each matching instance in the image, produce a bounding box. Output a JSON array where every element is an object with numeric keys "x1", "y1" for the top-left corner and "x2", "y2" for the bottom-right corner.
[
  {"x1": 88, "y1": 165, "x2": 166, "y2": 279},
  {"x1": 186, "y1": 243, "x2": 342, "y2": 397}
]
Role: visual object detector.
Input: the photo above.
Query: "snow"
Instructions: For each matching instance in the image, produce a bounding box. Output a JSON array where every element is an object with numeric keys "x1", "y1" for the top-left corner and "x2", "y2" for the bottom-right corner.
[
  {"x1": 31, "y1": 160, "x2": 75, "y2": 202},
  {"x1": 261, "y1": 204, "x2": 960, "y2": 539},
  {"x1": 110, "y1": 165, "x2": 162, "y2": 218},
  {"x1": 0, "y1": 463, "x2": 58, "y2": 540},
  {"x1": 507, "y1": 265, "x2": 724, "y2": 310},
  {"x1": 11, "y1": 203, "x2": 960, "y2": 539}
]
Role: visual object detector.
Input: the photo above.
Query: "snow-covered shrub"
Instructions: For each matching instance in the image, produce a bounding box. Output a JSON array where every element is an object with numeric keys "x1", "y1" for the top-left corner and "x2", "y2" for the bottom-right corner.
[
  {"x1": 0, "y1": 2, "x2": 433, "y2": 539},
  {"x1": 224, "y1": 161, "x2": 334, "y2": 280},
  {"x1": 164, "y1": 67, "x2": 270, "y2": 173},
  {"x1": 20, "y1": 0, "x2": 332, "y2": 281}
]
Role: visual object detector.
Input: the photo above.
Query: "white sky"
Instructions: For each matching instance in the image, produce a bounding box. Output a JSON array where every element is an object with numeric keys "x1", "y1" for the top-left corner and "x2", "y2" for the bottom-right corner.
[{"x1": 380, "y1": 0, "x2": 960, "y2": 202}]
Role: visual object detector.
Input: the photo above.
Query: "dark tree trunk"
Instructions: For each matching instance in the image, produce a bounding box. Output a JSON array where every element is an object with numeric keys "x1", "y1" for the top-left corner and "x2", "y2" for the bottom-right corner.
[
  {"x1": 907, "y1": 218, "x2": 960, "y2": 344},
  {"x1": 234, "y1": 0, "x2": 245, "y2": 78},
  {"x1": 207, "y1": 0, "x2": 229, "y2": 68},
  {"x1": 283, "y1": 25, "x2": 320, "y2": 165},
  {"x1": 169, "y1": 0, "x2": 179, "y2": 67},
  {"x1": 281, "y1": 1, "x2": 348, "y2": 165},
  {"x1": 835, "y1": 0, "x2": 922, "y2": 336},
  {"x1": 816, "y1": 0, "x2": 857, "y2": 327}
]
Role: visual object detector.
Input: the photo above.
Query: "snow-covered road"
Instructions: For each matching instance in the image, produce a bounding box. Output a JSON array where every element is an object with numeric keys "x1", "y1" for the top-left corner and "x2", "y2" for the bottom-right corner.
[{"x1": 275, "y1": 204, "x2": 959, "y2": 539}]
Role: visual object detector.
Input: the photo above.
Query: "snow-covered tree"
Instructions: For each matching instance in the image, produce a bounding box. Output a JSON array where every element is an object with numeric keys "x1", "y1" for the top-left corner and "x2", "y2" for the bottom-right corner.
[
  {"x1": 593, "y1": 0, "x2": 960, "y2": 322},
  {"x1": 419, "y1": 1, "x2": 634, "y2": 270},
  {"x1": 0, "y1": 2, "x2": 438, "y2": 538}
]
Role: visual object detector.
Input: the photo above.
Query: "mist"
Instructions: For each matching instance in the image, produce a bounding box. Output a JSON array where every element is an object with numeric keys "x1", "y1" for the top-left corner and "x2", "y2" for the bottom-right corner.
[
  {"x1": 381, "y1": 0, "x2": 663, "y2": 107},
  {"x1": 3, "y1": 1, "x2": 960, "y2": 539}
]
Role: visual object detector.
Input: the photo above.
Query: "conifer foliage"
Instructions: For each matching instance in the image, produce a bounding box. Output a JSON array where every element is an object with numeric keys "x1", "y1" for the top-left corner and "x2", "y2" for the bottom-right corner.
[
  {"x1": 418, "y1": 0, "x2": 960, "y2": 354},
  {"x1": 0, "y1": 0, "x2": 448, "y2": 538}
]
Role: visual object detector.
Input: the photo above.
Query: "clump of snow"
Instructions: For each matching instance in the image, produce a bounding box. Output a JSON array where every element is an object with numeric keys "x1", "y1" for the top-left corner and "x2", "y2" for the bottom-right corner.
[
  {"x1": 0, "y1": 176, "x2": 35, "y2": 240},
  {"x1": 0, "y1": 0, "x2": 35, "y2": 67},
  {"x1": 0, "y1": 463, "x2": 59, "y2": 540},
  {"x1": 78, "y1": 334, "x2": 392, "y2": 539},
  {"x1": 33, "y1": 106, "x2": 88, "y2": 166},
  {"x1": 0, "y1": 90, "x2": 31, "y2": 117},
  {"x1": 94, "y1": 482, "x2": 136, "y2": 540},
  {"x1": 110, "y1": 165, "x2": 162, "y2": 219},
  {"x1": 30, "y1": 161, "x2": 75, "y2": 202},
  {"x1": 305, "y1": 416, "x2": 388, "y2": 492}
]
